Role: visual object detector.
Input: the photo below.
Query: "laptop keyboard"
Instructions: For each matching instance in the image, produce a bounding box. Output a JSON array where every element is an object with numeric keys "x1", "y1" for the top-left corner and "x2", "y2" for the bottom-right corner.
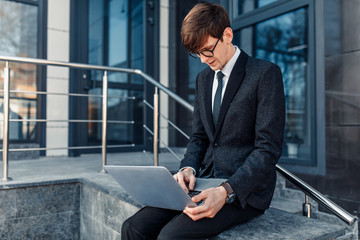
[
  {"x1": 188, "y1": 190, "x2": 201, "y2": 197},
  {"x1": 188, "y1": 191, "x2": 203, "y2": 206}
]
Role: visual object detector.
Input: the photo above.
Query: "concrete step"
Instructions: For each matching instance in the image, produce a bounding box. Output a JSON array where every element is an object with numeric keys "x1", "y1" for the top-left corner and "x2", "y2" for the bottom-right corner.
[
  {"x1": 215, "y1": 208, "x2": 346, "y2": 240},
  {"x1": 270, "y1": 196, "x2": 303, "y2": 213}
]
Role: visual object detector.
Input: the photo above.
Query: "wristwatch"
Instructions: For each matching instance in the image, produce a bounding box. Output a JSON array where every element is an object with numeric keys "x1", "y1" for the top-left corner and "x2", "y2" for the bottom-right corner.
[{"x1": 219, "y1": 182, "x2": 236, "y2": 204}]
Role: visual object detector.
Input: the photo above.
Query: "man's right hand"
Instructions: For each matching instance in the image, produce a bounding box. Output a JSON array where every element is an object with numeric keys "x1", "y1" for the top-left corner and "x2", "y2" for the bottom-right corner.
[{"x1": 173, "y1": 168, "x2": 196, "y2": 193}]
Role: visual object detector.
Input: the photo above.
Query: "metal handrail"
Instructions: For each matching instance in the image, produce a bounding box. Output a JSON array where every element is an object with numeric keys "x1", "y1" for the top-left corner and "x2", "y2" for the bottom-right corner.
[
  {"x1": 0, "y1": 89, "x2": 136, "y2": 99},
  {"x1": 2, "y1": 119, "x2": 134, "y2": 124},
  {"x1": 143, "y1": 100, "x2": 190, "y2": 140},
  {"x1": 276, "y1": 165, "x2": 357, "y2": 225},
  {"x1": 0, "y1": 55, "x2": 193, "y2": 179},
  {"x1": 0, "y1": 144, "x2": 135, "y2": 152}
]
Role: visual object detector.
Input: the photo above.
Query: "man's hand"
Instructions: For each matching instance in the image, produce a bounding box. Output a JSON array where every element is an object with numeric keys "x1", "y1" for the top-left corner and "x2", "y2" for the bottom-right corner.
[
  {"x1": 173, "y1": 168, "x2": 196, "y2": 193},
  {"x1": 183, "y1": 186, "x2": 227, "y2": 221}
]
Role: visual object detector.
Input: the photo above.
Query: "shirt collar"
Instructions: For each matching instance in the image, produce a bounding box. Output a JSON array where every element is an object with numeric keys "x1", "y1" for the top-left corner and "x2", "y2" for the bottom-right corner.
[{"x1": 215, "y1": 46, "x2": 241, "y2": 78}]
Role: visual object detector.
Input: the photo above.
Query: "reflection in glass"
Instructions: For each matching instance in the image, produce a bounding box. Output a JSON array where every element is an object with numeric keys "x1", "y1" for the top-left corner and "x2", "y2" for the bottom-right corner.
[
  {"x1": 0, "y1": 1, "x2": 38, "y2": 141},
  {"x1": 235, "y1": 7, "x2": 310, "y2": 162},
  {"x1": 108, "y1": 0, "x2": 128, "y2": 67},
  {"x1": 88, "y1": 0, "x2": 104, "y2": 66},
  {"x1": 257, "y1": 0, "x2": 279, "y2": 8},
  {"x1": 89, "y1": 0, "x2": 143, "y2": 84},
  {"x1": 88, "y1": 88, "x2": 143, "y2": 145}
]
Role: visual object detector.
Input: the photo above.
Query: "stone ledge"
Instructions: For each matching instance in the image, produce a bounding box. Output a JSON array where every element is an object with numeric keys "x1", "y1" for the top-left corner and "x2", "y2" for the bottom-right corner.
[{"x1": 214, "y1": 208, "x2": 346, "y2": 240}]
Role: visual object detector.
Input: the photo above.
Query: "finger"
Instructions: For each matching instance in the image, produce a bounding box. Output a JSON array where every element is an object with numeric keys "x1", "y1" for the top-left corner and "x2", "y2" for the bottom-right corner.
[
  {"x1": 177, "y1": 173, "x2": 189, "y2": 193},
  {"x1": 184, "y1": 203, "x2": 207, "y2": 216},
  {"x1": 191, "y1": 191, "x2": 206, "y2": 203},
  {"x1": 183, "y1": 209, "x2": 207, "y2": 221},
  {"x1": 188, "y1": 174, "x2": 196, "y2": 191}
]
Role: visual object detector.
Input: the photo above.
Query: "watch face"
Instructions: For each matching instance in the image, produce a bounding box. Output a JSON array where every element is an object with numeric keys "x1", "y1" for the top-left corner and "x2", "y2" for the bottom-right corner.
[{"x1": 226, "y1": 193, "x2": 236, "y2": 204}]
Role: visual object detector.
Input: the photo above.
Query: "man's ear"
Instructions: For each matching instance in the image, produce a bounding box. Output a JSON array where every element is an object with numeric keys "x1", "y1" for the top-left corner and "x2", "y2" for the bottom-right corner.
[{"x1": 223, "y1": 27, "x2": 233, "y2": 44}]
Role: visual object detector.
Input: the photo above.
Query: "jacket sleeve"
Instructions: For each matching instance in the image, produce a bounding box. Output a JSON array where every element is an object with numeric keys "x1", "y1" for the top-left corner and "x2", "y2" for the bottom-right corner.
[{"x1": 227, "y1": 64, "x2": 285, "y2": 208}]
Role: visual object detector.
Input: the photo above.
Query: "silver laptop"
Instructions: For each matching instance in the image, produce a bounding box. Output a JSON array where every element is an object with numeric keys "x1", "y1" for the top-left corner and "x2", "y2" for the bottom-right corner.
[{"x1": 104, "y1": 165, "x2": 226, "y2": 211}]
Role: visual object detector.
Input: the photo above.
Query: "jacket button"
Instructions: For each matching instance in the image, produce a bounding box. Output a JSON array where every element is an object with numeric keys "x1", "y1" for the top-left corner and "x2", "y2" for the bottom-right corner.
[{"x1": 214, "y1": 143, "x2": 219, "y2": 147}]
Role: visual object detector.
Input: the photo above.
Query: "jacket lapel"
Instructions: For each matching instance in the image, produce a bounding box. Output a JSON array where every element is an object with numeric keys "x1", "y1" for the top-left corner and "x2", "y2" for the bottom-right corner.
[
  {"x1": 205, "y1": 71, "x2": 215, "y2": 134},
  {"x1": 214, "y1": 50, "x2": 248, "y2": 139}
]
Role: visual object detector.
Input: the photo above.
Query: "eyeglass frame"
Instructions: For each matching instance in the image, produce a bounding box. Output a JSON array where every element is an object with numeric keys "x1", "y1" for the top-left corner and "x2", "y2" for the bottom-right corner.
[{"x1": 189, "y1": 33, "x2": 223, "y2": 59}]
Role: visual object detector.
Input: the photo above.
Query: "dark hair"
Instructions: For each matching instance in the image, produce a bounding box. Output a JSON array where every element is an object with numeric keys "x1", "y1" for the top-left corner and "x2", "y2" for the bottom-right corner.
[{"x1": 181, "y1": 2, "x2": 230, "y2": 53}]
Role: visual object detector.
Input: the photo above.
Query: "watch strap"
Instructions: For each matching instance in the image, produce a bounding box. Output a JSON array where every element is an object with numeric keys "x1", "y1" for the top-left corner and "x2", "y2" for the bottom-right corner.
[{"x1": 219, "y1": 182, "x2": 234, "y2": 195}]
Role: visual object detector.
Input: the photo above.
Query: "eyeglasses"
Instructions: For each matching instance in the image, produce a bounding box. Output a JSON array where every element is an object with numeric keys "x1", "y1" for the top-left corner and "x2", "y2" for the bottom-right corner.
[{"x1": 189, "y1": 34, "x2": 222, "y2": 59}]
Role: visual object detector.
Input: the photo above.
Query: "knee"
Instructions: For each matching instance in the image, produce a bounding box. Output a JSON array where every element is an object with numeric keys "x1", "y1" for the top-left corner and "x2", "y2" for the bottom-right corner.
[
  {"x1": 122, "y1": 216, "x2": 157, "y2": 240},
  {"x1": 121, "y1": 218, "x2": 132, "y2": 237},
  {"x1": 121, "y1": 219, "x2": 131, "y2": 233},
  {"x1": 121, "y1": 217, "x2": 143, "y2": 239},
  {"x1": 157, "y1": 226, "x2": 179, "y2": 240}
]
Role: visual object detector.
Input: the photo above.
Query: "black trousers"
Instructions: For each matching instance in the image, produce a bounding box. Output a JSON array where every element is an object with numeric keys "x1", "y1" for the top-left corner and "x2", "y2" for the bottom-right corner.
[{"x1": 121, "y1": 203, "x2": 264, "y2": 240}]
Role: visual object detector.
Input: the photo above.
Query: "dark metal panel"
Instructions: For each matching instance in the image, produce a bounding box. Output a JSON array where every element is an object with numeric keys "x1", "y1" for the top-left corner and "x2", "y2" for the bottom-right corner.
[
  {"x1": 37, "y1": 0, "x2": 47, "y2": 155},
  {"x1": 69, "y1": 0, "x2": 89, "y2": 156},
  {"x1": 143, "y1": 0, "x2": 160, "y2": 151}
]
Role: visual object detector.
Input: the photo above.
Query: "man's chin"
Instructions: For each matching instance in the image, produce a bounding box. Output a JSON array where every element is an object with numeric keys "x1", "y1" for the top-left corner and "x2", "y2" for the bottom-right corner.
[{"x1": 208, "y1": 65, "x2": 220, "y2": 71}]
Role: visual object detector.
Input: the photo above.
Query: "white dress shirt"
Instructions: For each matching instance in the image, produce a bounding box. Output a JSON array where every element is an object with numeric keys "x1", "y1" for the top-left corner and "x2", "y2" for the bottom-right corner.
[{"x1": 211, "y1": 46, "x2": 241, "y2": 113}]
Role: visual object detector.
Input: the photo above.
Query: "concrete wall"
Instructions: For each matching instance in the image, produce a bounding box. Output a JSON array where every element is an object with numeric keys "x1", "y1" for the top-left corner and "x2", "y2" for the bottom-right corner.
[
  {"x1": 80, "y1": 184, "x2": 139, "y2": 239},
  {"x1": 0, "y1": 182, "x2": 139, "y2": 240},
  {"x1": 0, "y1": 183, "x2": 80, "y2": 239},
  {"x1": 160, "y1": 0, "x2": 170, "y2": 148},
  {"x1": 46, "y1": 0, "x2": 70, "y2": 156}
]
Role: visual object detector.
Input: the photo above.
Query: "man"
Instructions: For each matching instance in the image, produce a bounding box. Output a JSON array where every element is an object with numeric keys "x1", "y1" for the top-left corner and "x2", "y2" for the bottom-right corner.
[{"x1": 122, "y1": 2, "x2": 285, "y2": 239}]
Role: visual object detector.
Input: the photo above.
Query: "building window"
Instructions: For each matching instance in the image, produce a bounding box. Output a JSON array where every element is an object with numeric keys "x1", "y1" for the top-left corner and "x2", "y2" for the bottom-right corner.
[
  {"x1": 0, "y1": 0, "x2": 40, "y2": 142},
  {"x1": 232, "y1": 0, "x2": 315, "y2": 165}
]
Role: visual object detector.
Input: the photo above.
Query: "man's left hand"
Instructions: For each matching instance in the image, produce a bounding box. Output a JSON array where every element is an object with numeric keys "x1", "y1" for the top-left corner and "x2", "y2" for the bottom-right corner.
[{"x1": 183, "y1": 186, "x2": 227, "y2": 221}]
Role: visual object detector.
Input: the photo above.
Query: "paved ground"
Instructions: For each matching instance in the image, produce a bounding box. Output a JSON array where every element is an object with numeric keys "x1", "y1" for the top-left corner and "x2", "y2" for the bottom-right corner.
[{"x1": 0, "y1": 151, "x2": 181, "y2": 187}]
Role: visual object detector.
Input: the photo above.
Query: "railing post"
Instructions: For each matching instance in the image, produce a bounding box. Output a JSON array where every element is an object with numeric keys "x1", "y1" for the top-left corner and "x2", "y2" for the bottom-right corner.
[
  {"x1": 303, "y1": 194, "x2": 311, "y2": 218},
  {"x1": 153, "y1": 87, "x2": 159, "y2": 166},
  {"x1": 2, "y1": 62, "x2": 11, "y2": 181},
  {"x1": 101, "y1": 71, "x2": 108, "y2": 173}
]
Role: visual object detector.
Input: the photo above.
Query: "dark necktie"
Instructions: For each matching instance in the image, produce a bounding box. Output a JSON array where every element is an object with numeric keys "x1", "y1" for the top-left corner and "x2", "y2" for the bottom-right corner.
[{"x1": 213, "y1": 71, "x2": 224, "y2": 126}]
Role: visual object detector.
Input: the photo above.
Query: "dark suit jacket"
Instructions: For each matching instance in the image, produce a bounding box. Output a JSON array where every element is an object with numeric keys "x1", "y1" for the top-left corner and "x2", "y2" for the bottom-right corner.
[{"x1": 180, "y1": 50, "x2": 285, "y2": 210}]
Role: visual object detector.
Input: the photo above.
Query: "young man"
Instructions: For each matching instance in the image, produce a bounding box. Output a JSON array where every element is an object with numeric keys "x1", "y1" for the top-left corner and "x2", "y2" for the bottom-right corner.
[{"x1": 122, "y1": 2, "x2": 285, "y2": 239}]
